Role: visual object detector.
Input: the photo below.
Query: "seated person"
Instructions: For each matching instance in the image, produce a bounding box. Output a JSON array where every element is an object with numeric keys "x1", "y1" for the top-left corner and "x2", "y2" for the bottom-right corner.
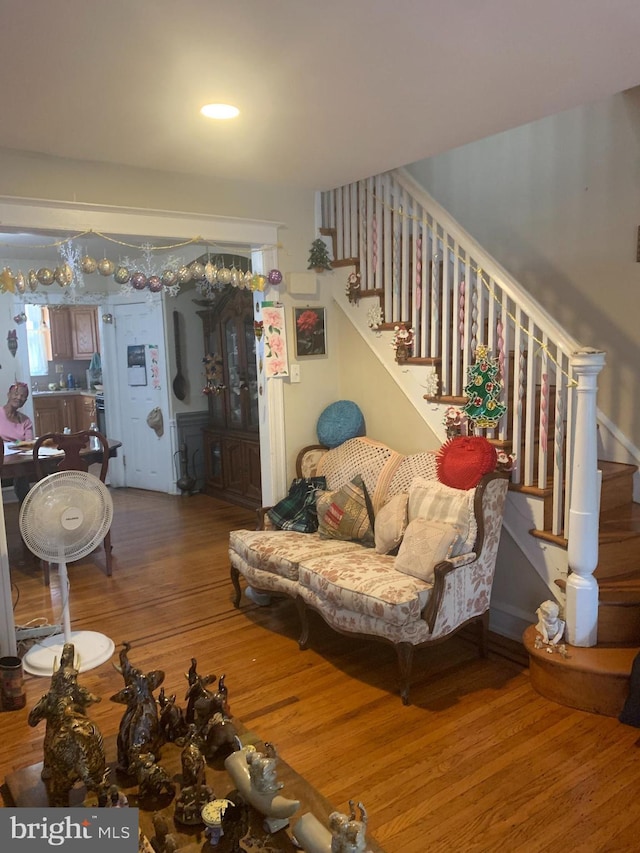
[{"x1": 0, "y1": 382, "x2": 34, "y2": 502}]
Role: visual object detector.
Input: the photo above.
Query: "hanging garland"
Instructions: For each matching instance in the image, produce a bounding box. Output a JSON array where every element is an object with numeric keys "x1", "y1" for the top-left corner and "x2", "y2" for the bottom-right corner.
[{"x1": 0, "y1": 231, "x2": 282, "y2": 297}]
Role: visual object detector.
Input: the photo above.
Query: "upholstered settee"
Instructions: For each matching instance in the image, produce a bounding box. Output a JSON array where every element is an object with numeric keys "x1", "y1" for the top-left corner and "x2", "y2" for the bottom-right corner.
[{"x1": 229, "y1": 436, "x2": 509, "y2": 704}]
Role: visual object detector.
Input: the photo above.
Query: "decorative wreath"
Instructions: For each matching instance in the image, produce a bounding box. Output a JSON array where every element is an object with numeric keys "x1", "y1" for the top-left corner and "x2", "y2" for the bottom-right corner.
[{"x1": 436, "y1": 435, "x2": 498, "y2": 490}]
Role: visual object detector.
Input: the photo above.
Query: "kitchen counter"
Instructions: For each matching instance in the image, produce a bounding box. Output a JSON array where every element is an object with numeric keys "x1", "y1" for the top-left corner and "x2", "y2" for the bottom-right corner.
[{"x1": 32, "y1": 390, "x2": 97, "y2": 397}]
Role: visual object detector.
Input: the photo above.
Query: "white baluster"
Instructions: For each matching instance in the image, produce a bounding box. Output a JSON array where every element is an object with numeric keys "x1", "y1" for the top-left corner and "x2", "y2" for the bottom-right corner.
[{"x1": 565, "y1": 349, "x2": 606, "y2": 647}]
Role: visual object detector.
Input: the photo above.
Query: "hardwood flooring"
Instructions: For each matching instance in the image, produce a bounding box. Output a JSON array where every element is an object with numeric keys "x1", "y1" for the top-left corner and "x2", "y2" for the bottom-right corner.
[{"x1": 2, "y1": 488, "x2": 640, "y2": 852}]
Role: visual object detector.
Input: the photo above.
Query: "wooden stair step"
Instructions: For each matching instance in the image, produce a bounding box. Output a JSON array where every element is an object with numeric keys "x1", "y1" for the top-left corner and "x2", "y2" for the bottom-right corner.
[{"x1": 523, "y1": 624, "x2": 637, "y2": 716}]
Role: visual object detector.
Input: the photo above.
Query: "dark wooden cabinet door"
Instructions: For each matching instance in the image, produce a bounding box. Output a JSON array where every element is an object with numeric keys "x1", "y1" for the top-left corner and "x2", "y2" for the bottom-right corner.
[{"x1": 198, "y1": 286, "x2": 261, "y2": 508}]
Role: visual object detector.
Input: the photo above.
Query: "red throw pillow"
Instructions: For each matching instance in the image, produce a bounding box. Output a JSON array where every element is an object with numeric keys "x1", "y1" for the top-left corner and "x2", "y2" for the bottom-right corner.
[{"x1": 436, "y1": 436, "x2": 498, "y2": 490}]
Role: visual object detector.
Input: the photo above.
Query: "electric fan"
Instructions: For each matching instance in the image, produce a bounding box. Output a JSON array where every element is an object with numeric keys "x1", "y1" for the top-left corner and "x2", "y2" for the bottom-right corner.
[{"x1": 19, "y1": 470, "x2": 116, "y2": 676}]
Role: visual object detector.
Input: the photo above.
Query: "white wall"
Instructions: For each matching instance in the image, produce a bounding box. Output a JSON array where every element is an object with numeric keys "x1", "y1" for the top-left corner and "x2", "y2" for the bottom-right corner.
[{"x1": 406, "y1": 88, "x2": 640, "y2": 451}]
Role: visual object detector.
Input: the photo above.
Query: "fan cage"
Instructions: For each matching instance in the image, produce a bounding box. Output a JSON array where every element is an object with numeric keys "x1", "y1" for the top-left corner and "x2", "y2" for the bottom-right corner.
[{"x1": 19, "y1": 470, "x2": 113, "y2": 563}]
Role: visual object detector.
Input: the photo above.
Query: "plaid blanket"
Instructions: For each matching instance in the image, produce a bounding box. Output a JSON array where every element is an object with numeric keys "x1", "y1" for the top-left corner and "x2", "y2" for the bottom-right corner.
[{"x1": 267, "y1": 477, "x2": 327, "y2": 533}]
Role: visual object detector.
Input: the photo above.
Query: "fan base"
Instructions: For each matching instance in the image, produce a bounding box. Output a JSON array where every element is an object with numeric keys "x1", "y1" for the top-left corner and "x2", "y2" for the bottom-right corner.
[{"x1": 22, "y1": 630, "x2": 115, "y2": 676}]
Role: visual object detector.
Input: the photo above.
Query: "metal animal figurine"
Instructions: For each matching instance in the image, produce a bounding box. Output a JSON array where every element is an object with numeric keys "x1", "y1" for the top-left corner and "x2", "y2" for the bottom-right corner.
[
  {"x1": 134, "y1": 752, "x2": 174, "y2": 801},
  {"x1": 180, "y1": 725, "x2": 206, "y2": 788},
  {"x1": 158, "y1": 688, "x2": 188, "y2": 743},
  {"x1": 110, "y1": 641, "x2": 165, "y2": 774},
  {"x1": 28, "y1": 644, "x2": 106, "y2": 807},
  {"x1": 184, "y1": 657, "x2": 216, "y2": 727}
]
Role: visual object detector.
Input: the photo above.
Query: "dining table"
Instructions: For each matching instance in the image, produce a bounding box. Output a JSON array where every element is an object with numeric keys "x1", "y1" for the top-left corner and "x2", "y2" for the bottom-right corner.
[{"x1": 1, "y1": 437, "x2": 122, "y2": 480}]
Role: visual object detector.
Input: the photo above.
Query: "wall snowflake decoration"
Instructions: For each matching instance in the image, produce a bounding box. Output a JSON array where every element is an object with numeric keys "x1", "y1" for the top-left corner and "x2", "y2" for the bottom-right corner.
[
  {"x1": 367, "y1": 305, "x2": 384, "y2": 330},
  {"x1": 423, "y1": 369, "x2": 439, "y2": 398}
]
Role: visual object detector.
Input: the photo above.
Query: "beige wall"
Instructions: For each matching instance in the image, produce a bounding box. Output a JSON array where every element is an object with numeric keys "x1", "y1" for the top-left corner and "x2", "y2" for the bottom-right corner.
[
  {"x1": 334, "y1": 310, "x2": 439, "y2": 454},
  {"x1": 0, "y1": 147, "x2": 344, "y2": 484},
  {"x1": 406, "y1": 88, "x2": 640, "y2": 450}
]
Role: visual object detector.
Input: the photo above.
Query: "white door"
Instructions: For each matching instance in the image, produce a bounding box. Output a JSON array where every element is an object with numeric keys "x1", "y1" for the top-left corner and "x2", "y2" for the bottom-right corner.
[{"x1": 110, "y1": 299, "x2": 173, "y2": 492}]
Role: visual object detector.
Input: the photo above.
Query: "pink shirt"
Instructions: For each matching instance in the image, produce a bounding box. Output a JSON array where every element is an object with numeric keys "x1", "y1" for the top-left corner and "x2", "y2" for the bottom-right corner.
[{"x1": 0, "y1": 407, "x2": 34, "y2": 442}]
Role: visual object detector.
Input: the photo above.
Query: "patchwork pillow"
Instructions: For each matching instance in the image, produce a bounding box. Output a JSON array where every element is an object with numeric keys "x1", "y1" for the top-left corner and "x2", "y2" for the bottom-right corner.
[
  {"x1": 267, "y1": 477, "x2": 327, "y2": 533},
  {"x1": 395, "y1": 518, "x2": 460, "y2": 582},
  {"x1": 407, "y1": 477, "x2": 477, "y2": 556},
  {"x1": 317, "y1": 475, "x2": 374, "y2": 546},
  {"x1": 374, "y1": 492, "x2": 409, "y2": 555},
  {"x1": 436, "y1": 435, "x2": 497, "y2": 490}
]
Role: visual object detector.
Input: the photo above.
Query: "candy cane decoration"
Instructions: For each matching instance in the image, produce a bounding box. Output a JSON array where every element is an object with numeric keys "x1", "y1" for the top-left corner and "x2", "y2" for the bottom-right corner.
[
  {"x1": 458, "y1": 279, "x2": 466, "y2": 351},
  {"x1": 540, "y1": 372, "x2": 549, "y2": 450},
  {"x1": 497, "y1": 319, "x2": 505, "y2": 380}
]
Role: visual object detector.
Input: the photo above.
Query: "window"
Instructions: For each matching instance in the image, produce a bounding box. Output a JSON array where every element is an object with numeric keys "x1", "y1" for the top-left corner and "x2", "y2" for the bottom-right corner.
[{"x1": 25, "y1": 304, "x2": 52, "y2": 375}]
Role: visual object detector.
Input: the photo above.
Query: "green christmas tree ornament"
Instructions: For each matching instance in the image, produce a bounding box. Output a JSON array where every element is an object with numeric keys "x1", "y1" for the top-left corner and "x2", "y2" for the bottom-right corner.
[
  {"x1": 463, "y1": 344, "x2": 507, "y2": 428},
  {"x1": 307, "y1": 238, "x2": 332, "y2": 272}
]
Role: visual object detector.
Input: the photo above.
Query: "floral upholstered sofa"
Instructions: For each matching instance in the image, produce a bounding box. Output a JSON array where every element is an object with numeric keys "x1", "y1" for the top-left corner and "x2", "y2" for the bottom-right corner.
[{"x1": 229, "y1": 436, "x2": 509, "y2": 704}]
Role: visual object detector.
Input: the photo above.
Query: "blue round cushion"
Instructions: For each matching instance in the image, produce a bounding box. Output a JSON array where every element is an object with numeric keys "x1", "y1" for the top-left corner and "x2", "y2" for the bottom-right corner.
[{"x1": 317, "y1": 401, "x2": 365, "y2": 448}]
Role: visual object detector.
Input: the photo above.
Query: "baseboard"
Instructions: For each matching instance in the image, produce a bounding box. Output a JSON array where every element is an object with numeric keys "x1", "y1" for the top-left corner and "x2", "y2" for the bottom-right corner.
[{"x1": 489, "y1": 600, "x2": 534, "y2": 643}]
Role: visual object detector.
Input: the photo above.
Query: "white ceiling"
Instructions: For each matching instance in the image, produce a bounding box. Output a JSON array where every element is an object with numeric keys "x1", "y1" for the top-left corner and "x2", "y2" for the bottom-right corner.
[{"x1": 2, "y1": 0, "x2": 640, "y2": 193}]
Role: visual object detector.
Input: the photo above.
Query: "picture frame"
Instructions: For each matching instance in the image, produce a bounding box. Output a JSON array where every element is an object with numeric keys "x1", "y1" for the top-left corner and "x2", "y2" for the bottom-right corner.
[{"x1": 293, "y1": 306, "x2": 327, "y2": 358}]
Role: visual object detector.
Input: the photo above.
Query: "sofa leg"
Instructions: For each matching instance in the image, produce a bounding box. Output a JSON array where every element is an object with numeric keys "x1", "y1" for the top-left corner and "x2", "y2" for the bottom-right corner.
[
  {"x1": 396, "y1": 643, "x2": 414, "y2": 706},
  {"x1": 296, "y1": 597, "x2": 310, "y2": 650},
  {"x1": 478, "y1": 611, "x2": 490, "y2": 658},
  {"x1": 230, "y1": 565, "x2": 242, "y2": 608}
]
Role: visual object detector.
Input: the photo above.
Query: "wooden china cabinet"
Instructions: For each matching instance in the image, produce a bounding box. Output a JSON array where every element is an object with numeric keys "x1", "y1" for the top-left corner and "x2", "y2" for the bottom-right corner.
[{"x1": 198, "y1": 286, "x2": 261, "y2": 509}]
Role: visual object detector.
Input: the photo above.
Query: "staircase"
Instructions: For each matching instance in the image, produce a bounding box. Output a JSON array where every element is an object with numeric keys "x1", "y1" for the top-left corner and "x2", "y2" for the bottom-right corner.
[{"x1": 318, "y1": 168, "x2": 640, "y2": 716}]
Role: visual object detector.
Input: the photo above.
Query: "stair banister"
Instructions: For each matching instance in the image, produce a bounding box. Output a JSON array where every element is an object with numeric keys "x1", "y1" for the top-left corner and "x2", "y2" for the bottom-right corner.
[{"x1": 565, "y1": 349, "x2": 606, "y2": 647}]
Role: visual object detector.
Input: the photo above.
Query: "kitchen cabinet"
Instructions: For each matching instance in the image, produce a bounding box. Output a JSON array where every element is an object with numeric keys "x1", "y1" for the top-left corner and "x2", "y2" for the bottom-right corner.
[
  {"x1": 70, "y1": 306, "x2": 100, "y2": 359},
  {"x1": 49, "y1": 308, "x2": 73, "y2": 360},
  {"x1": 75, "y1": 393, "x2": 97, "y2": 432},
  {"x1": 33, "y1": 394, "x2": 78, "y2": 435},
  {"x1": 48, "y1": 306, "x2": 99, "y2": 361}
]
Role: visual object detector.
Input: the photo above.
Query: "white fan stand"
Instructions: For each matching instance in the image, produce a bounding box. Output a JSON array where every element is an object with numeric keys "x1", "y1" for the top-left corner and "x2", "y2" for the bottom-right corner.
[{"x1": 19, "y1": 470, "x2": 116, "y2": 676}]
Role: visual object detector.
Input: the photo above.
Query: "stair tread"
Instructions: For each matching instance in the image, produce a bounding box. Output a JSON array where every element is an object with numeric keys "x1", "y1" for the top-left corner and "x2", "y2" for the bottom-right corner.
[{"x1": 524, "y1": 625, "x2": 638, "y2": 677}]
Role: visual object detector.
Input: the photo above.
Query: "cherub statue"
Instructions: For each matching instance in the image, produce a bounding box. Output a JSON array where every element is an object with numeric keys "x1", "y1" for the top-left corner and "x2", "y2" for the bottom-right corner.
[
  {"x1": 246, "y1": 742, "x2": 283, "y2": 794},
  {"x1": 535, "y1": 600, "x2": 565, "y2": 645}
]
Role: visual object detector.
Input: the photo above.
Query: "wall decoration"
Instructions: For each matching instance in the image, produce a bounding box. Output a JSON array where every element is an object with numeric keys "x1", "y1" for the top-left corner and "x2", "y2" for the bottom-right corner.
[
  {"x1": 346, "y1": 271, "x2": 361, "y2": 304},
  {"x1": 148, "y1": 344, "x2": 161, "y2": 390},
  {"x1": 307, "y1": 238, "x2": 332, "y2": 272},
  {"x1": 367, "y1": 305, "x2": 384, "y2": 330},
  {"x1": 262, "y1": 305, "x2": 289, "y2": 377},
  {"x1": 127, "y1": 344, "x2": 147, "y2": 386},
  {"x1": 391, "y1": 323, "x2": 414, "y2": 363},
  {"x1": 7, "y1": 330, "x2": 17, "y2": 357},
  {"x1": 294, "y1": 307, "x2": 327, "y2": 358},
  {"x1": 462, "y1": 344, "x2": 507, "y2": 428}
]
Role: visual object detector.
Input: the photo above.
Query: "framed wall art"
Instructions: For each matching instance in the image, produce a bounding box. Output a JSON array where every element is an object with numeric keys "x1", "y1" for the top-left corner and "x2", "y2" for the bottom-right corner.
[{"x1": 294, "y1": 306, "x2": 327, "y2": 358}]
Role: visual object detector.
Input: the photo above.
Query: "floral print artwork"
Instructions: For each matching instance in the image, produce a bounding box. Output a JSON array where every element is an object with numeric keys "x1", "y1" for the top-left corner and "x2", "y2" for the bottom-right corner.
[{"x1": 262, "y1": 305, "x2": 289, "y2": 378}]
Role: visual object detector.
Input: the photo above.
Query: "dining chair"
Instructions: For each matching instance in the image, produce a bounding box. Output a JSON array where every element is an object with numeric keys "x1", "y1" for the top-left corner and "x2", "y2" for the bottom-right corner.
[{"x1": 32, "y1": 429, "x2": 113, "y2": 584}]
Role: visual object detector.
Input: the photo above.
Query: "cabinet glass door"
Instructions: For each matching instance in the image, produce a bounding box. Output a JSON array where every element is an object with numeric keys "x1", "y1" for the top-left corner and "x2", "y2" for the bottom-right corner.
[{"x1": 224, "y1": 316, "x2": 243, "y2": 430}]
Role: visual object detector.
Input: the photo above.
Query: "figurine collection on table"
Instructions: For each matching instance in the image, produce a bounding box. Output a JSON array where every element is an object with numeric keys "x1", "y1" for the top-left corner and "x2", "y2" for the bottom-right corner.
[{"x1": 25, "y1": 640, "x2": 372, "y2": 852}]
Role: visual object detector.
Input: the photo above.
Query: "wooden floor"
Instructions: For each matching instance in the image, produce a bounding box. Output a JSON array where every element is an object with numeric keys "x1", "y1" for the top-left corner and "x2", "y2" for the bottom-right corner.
[{"x1": 2, "y1": 488, "x2": 640, "y2": 852}]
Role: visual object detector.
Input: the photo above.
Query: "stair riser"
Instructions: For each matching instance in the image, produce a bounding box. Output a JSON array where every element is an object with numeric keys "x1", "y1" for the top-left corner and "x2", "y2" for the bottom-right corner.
[
  {"x1": 600, "y1": 475, "x2": 634, "y2": 514},
  {"x1": 598, "y1": 604, "x2": 640, "y2": 645},
  {"x1": 528, "y1": 654, "x2": 628, "y2": 717},
  {"x1": 594, "y1": 538, "x2": 640, "y2": 580}
]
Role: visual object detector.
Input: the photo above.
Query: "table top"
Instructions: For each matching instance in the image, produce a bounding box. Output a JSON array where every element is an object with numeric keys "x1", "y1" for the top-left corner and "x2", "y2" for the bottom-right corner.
[
  {"x1": 4, "y1": 726, "x2": 386, "y2": 852},
  {"x1": 1, "y1": 438, "x2": 121, "y2": 479}
]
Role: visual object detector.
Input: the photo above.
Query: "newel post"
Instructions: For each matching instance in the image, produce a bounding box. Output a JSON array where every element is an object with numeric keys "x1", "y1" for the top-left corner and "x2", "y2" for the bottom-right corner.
[{"x1": 565, "y1": 348, "x2": 606, "y2": 647}]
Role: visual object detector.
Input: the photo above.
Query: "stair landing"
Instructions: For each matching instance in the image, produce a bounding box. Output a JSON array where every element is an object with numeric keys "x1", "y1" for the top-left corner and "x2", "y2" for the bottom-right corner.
[{"x1": 523, "y1": 625, "x2": 637, "y2": 717}]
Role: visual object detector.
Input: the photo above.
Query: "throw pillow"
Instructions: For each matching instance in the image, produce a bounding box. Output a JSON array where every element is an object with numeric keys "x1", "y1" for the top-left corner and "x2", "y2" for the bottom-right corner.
[
  {"x1": 267, "y1": 477, "x2": 327, "y2": 533},
  {"x1": 317, "y1": 475, "x2": 374, "y2": 546},
  {"x1": 374, "y1": 492, "x2": 409, "y2": 555},
  {"x1": 395, "y1": 518, "x2": 460, "y2": 583},
  {"x1": 436, "y1": 435, "x2": 497, "y2": 490},
  {"x1": 407, "y1": 477, "x2": 477, "y2": 556}
]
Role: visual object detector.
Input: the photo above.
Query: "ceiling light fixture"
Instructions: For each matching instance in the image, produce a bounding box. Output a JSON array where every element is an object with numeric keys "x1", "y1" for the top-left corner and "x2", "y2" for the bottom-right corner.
[{"x1": 200, "y1": 103, "x2": 239, "y2": 120}]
